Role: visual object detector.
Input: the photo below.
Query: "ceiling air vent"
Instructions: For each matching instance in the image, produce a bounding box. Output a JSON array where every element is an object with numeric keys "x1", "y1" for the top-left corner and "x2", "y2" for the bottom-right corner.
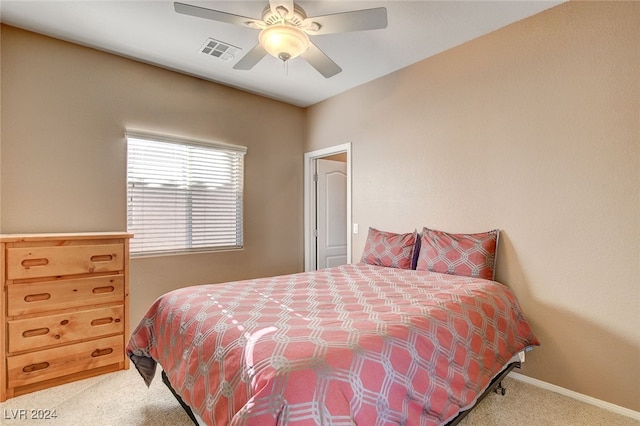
[{"x1": 200, "y1": 38, "x2": 241, "y2": 62}]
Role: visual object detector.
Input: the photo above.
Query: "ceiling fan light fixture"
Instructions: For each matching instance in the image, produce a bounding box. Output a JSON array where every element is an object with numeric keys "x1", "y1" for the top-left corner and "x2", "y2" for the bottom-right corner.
[{"x1": 259, "y1": 24, "x2": 309, "y2": 62}]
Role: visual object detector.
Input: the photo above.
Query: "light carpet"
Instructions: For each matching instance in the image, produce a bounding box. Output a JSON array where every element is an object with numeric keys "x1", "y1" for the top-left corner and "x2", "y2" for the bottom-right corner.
[{"x1": 1, "y1": 367, "x2": 637, "y2": 425}]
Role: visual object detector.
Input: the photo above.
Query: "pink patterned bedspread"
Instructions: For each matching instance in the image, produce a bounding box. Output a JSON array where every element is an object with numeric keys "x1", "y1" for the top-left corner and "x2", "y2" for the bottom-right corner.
[{"x1": 127, "y1": 264, "x2": 539, "y2": 425}]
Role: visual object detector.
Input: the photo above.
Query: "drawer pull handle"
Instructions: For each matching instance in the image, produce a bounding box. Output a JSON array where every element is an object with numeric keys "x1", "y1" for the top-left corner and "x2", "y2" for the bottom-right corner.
[
  {"x1": 91, "y1": 348, "x2": 113, "y2": 358},
  {"x1": 21, "y1": 258, "x2": 49, "y2": 268},
  {"x1": 91, "y1": 254, "x2": 114, "y2": 262},
  {"x1": 92, "y1": 285, "x2": 115, "y2": 294},
  {"x1": 22, "y1": 327, "x2": 50, "y2": 338},
  {"x1": 91, "y1": 317, "x2": 114, "y2": 326},
  {"x1": 24, "y1": 293, "x2": 51, "y2": 302},
  {"x1": 23, "y1": 362, "x2": 50, "y2": 373}
]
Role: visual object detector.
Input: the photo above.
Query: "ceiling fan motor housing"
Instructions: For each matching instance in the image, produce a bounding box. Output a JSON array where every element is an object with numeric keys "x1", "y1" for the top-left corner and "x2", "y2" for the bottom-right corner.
[
  {"x1": 261, "y1": 3, "x2": 307, "y2": 27},
  {"x1": 259, "y1": 4, "x2": 311, "y2": 62}
]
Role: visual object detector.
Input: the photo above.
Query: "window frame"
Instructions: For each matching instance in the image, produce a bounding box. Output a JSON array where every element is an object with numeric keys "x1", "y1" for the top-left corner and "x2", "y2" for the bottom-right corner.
[{"x1": 125, "y1": 130, "x2": 247, "y2": 257}]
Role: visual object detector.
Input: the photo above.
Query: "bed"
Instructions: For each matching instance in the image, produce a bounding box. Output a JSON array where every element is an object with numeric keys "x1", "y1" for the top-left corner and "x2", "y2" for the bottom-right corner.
[{"x1": 127, "y1": 259, "x2": 539, "y2": 425}]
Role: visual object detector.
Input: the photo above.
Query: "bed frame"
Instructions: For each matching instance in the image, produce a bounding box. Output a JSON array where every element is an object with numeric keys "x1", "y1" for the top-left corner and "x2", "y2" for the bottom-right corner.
[
  {"x1": 445, "y1": 361, "x2": 520, "y2": 425},
  {"x1": 161, "y1": 370, "x2": 201, "y2": 425},
  {"x1": 161, "y1": 361, "x2": 521, "y2": 425}
]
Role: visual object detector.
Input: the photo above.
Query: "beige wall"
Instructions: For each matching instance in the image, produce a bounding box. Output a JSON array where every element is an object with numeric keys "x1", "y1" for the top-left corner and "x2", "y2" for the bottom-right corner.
[
  {"x1": 0, "y1": 25, "x2": 306, "y2": 325},
  {"x1": 307, "y1": 1, "x2": 639, "y2": 412}
]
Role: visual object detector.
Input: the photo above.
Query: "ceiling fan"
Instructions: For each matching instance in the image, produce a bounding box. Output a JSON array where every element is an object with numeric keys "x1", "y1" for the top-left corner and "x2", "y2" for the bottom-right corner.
[{"x1": 174, "y1": 1, "x2": 388, "y2": 78}]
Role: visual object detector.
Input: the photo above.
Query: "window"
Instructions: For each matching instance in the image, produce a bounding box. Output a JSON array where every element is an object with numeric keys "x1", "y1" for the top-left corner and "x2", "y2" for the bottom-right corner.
[{"x1": 126, "y1": 131, "x2": 247, "y2": 256}]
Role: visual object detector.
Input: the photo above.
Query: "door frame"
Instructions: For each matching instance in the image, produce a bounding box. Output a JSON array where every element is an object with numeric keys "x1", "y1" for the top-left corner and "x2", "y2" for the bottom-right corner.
[{"x1": 303, "y1": 143, "x2": 352, "y2": 272}]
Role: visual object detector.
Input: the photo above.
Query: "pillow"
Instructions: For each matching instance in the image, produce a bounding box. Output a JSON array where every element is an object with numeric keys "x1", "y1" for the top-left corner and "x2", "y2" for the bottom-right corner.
[
  {"x1": 360, "y1": 227, "x2": 417, "y2": 269},
  {"x1": 415, "y1": 227, "x2": 499, "y2": 280}
]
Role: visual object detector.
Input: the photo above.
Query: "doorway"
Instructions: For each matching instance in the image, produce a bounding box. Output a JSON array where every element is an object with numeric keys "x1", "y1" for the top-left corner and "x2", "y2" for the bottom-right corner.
[{"x1": 304, "y1": 143, "x2": 351, "y2": 272}]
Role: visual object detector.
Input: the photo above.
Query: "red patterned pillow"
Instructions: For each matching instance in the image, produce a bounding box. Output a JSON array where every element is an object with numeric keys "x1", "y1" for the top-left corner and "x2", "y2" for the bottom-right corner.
[
  {"x1": 360, "y1": 228, "x2": 417, "y2": 269},
  {"x1": 416, "y1": 228, "x2": 499, "y2": 280}
]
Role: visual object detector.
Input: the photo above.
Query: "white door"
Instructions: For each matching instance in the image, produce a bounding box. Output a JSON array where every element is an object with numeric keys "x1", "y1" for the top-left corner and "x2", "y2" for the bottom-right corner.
[{"x1": 316, "y1": 159, "x2": 347, "y2": 269}]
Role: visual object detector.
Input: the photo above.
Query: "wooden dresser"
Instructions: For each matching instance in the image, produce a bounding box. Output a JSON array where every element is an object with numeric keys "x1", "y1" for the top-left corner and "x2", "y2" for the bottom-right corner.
[{"x1": 0, "y1": 232, "x2": 132, "y2": 401}]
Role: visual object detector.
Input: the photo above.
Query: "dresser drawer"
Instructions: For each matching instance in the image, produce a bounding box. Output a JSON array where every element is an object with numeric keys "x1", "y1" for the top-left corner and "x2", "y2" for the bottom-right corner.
[
  {"x1": 7, "y1": 335, "x2": 123, "y2": 389},
  {"x1": 8, "y1": 305, "x2": 124, "y2": 353},
  {"x1": 7, "y1": 275, "x2": 124, "y2": 316},
  {"x1": 6, "y1": 244, "x2": 124, "y2": 280}
]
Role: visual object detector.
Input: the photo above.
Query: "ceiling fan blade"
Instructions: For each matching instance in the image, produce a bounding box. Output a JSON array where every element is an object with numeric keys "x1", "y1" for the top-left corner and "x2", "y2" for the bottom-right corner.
[
  {"x1": 233, "y1": 44, "x2": 268, "y2": 70},
  {"x1": 301, "y1": 43, "x2": 342, "y2": 78},
  {"x1": 269, "y1": 0, "x2": 294, "y2": 17},
  {"x1": 174, "y1": 2, "x2": 256, "y2": 27},
  {"x1": 305, "y1": 7, "x2": 387, "y2": 35}
]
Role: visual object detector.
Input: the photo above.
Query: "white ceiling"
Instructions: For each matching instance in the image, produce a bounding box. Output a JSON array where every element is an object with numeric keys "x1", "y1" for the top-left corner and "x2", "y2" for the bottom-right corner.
[{"x1": 0, "y1": 1, "x2": 562, "y2": 107}]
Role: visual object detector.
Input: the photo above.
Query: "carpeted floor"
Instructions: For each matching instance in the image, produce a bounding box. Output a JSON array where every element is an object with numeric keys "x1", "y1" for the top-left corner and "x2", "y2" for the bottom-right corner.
[{"x1": 1, "y1": 367, "x2": 637, "y2": 425}]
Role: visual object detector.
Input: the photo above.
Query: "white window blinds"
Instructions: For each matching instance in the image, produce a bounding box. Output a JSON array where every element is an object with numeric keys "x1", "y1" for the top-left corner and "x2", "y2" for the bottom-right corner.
[{"x1": 126, "y1": 131, "x2": 247, "y2": 256}]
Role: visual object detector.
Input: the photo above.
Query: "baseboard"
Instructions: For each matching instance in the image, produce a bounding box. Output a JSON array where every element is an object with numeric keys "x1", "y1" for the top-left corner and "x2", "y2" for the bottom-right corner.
[{"x1": 509, "y1": 372, "x2": 640, "y2": 421}]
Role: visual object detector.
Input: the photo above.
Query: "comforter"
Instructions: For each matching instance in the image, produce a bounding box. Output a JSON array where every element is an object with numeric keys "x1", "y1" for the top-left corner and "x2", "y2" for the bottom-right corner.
[{"x1": 127, "y1": 264, "x2": 539, "y2": 425}]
